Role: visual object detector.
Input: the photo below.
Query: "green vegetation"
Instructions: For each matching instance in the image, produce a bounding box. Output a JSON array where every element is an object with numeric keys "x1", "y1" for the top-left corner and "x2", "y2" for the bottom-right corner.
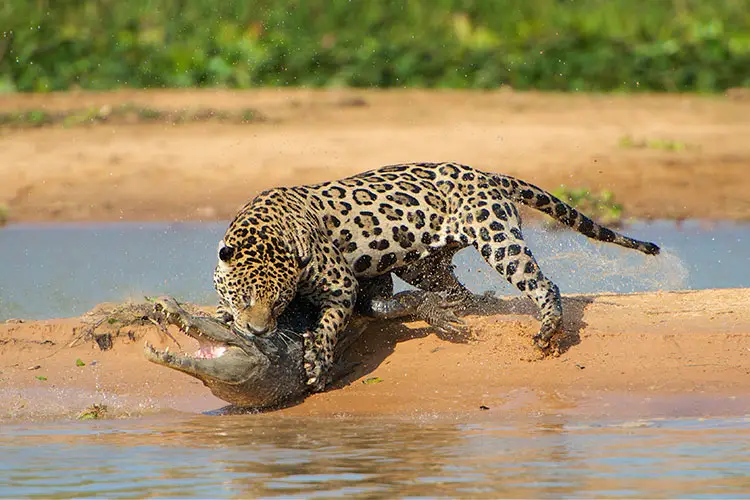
[
  {"x1": 618, "y1": 135, "x2": 690, "y2": 151},
  {"x1": 0, "y1": 104, "x2": 264, "y2": 129},
  {"x1": 550, "y1": 186, "x2": 625, "y2": 228},
  {"x1": 2, "y1": 0, "x2": 750, "y2": 93},
  {"x1": 77, "y1": 404, "x2": 108, "y2": 420}
]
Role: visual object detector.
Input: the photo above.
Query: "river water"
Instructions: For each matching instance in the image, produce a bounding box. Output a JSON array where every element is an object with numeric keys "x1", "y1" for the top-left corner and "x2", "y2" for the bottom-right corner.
[
  {"x1": 1, "y1": 220, "x2": 747, "y2": 321},
  {"x1": 2, "y1": 414, "x2": 750, "y2": 498}
]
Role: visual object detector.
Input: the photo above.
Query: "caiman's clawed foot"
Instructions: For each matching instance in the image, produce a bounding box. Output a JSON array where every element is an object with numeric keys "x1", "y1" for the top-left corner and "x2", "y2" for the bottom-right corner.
[
  {"x1": 413, "y1": 292, "x2": 467, "y2": 334},
  {"x1": 148, "y1": 295, "x2": 188, "y2": 323},
  {"x1": 145, "y1": 295, "x2": 189, "y2": 346}
]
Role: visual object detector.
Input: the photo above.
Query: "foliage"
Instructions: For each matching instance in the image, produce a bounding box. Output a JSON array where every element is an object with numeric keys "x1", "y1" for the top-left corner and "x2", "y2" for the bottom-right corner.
[
  {"x1": 549, "y1": 186, "x2": 625, "y2": 228},
  {"x1": 618, "y1": 135, "x2": 690, "y2": 151},
  {"x1": 2, "y1": 0, "x2": 750, "y2": 92}
]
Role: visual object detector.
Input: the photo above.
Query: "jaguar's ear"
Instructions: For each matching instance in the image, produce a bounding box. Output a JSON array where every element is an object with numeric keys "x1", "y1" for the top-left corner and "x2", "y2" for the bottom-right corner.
[
  {"x1": 217, "y1": 241, "x2": 235, "y2": 271},
  {"x1": 218, "y1": 244, "x2": 235, "y2": 263}
]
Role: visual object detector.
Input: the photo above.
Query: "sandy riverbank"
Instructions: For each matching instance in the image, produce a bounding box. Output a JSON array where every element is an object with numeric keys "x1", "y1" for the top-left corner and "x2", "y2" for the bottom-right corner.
[
  {"x1": 2, "y1": 288, "x2": 748, "y2": 423},
  {"x1": 1, "y1": 89, "x2": 749, "y2": 223}
]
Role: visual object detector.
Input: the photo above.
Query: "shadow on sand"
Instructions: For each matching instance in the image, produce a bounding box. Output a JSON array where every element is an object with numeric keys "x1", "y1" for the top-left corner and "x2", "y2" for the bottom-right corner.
[{"x1": 330, "y1": 293, "x2": 594, "y2": 390}]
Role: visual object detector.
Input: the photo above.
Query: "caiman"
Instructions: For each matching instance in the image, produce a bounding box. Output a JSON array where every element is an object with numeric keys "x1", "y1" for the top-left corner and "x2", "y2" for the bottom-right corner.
[{"x1": 144, "y1": 274, "x2": 466, "y2": 410}]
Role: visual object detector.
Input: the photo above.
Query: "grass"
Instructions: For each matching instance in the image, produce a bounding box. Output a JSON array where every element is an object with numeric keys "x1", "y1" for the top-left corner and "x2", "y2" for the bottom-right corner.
[
  {"x1": 618, "y1": 135, "x2": 690, "y2": 151},
  {"x1": 0, "y1": 103, "x2": 266, "y2": 129},
  {"x1": 549, "y1": 186, "x2": 625, "y2": 228}
]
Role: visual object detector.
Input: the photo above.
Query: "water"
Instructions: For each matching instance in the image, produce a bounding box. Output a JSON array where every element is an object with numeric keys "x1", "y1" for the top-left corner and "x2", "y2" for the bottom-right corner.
[
  {"x1": 2, "y1": 414, "x2": 749, "y2": 498},
  {"x1": 1, "y1": 220, "x2": 747, "y2": 321}
]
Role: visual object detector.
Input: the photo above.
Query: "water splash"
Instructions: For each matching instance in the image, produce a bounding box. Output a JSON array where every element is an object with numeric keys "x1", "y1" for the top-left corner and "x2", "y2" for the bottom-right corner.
[
  {"x1": 541, "y1": 244, "x2": 689, "y2": 294},
  {"x1": 640, "y1": 247, "x2": 690, "y2": 291},
  {"x1": 453, "y1": 230, "x2": 692, "y2": 297}
]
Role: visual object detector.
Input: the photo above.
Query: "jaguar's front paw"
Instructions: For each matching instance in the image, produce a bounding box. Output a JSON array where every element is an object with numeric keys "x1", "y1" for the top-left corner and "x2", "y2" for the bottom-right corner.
[{"x1": 303, "y1": 333, "x2": 331, "y2": 392}]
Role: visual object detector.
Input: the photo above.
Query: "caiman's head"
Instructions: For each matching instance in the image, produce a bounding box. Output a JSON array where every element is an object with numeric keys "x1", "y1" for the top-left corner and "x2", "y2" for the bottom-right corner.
[
  {"x1": 144, "y1": 297, "x2": 309, "y2": 409},
  {"x1": 213, "y1": 226, "x2": 311, "y2": 339}
]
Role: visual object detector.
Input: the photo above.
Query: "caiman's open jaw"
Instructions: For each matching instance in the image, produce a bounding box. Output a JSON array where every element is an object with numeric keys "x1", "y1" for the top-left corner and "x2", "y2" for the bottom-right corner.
[
  {"x1": 196, "y1": 342, "x2": 227, "y2": 359},
  {"x1": 145, "y1": 334, "x2": 230, "y2": 364},
  {"x1": 144, "y1": 335, "x2": 254, "y2": 385},
  {"x1": 143, "y1": 297, "x2": 265, "y2": 385}
]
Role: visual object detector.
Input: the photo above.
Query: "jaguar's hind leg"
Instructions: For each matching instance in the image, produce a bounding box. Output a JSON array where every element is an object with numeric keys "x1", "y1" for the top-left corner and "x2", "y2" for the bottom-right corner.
[{"x1": 470, "y1": 216, "x2": 563, "y2": 350}]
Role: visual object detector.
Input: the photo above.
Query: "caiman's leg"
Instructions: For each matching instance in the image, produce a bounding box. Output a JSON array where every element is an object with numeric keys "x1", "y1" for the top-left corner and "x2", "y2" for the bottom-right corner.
[
  {"x1": 355, "y1": 274, "x2": 465, "y2": 333},
  {"x1": 394, "y1": 245, "x2": 499, "y2": 309},
  {"x1": 393, "y1": 245, "x2": 475, "y2": 302},
  {"x1": 332, "y1": 274, "x2": 465, "y2": 366}
]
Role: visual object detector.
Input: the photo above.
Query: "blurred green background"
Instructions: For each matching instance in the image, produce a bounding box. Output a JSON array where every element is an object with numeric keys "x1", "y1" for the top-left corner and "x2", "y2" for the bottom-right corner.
[{"x1": 1, "y1": 0, "x2": 749, "y2": 93}]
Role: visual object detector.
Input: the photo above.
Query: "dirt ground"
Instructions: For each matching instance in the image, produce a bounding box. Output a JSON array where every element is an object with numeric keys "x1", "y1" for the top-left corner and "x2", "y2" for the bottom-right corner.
[
  {"x1": 2, "y1": 289, "x2": 749, "y2": 423},
  {"x1": 1, "y1": 89, "x2": 750, "y2": 223}
]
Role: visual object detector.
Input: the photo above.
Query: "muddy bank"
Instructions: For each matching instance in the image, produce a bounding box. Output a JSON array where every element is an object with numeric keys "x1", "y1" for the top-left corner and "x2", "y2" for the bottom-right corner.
[
  {"x1": 1, "y1": 288, "x2": 748, "y2": 423},
  {"x1": 1, "y1": 89, "x2": 750, "y2": 223}
]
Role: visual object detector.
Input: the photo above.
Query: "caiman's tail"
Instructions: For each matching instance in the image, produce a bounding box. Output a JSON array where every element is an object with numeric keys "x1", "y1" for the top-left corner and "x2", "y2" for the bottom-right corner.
[{"x1": 494, "y1": 174, "x2": 660, "y2": 256}]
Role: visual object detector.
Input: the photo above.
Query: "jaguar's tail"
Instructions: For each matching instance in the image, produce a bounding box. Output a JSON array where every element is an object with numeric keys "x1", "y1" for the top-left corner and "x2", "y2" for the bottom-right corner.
[{"x1": 493, "y1": 174, "x2": 660, "y2": 256}]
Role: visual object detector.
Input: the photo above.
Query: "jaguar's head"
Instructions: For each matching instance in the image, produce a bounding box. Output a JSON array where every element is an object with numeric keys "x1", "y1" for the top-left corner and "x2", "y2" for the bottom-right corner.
[{"x1": 213, "y1": 228, "x2": 311, "y2": 338}]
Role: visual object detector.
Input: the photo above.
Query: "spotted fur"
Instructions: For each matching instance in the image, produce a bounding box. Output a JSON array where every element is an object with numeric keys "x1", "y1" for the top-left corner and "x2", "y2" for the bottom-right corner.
[{"x1": 214, "y1": 162, "x2": 660, "y2": 391}]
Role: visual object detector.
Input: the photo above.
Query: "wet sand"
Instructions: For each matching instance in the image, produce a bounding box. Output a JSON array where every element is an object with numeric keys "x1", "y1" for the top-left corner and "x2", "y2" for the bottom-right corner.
[{"x1": 2, "y1": 288, "x2": 749, "y2": 422}]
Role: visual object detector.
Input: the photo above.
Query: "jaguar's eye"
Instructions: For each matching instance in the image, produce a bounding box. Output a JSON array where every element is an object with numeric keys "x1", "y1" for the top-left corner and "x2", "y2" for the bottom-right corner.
[
  {"x1": 272, "y1": 299, "x2": 286, "y2": 316},
  {"x1": 218, "y1": 245, "x2": 235, "y2": 262}
]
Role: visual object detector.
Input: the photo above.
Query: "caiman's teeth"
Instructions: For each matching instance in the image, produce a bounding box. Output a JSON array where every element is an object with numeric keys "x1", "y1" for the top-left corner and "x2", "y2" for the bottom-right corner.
[{"x1": 165, "y1": 346, "x2": 170, "y2": 354}]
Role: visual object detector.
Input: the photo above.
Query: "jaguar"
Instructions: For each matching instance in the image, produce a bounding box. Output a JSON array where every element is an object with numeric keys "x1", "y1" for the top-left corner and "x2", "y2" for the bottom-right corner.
[{"x1": 213, "y1": 162, "x2": 660, "y2": 391}]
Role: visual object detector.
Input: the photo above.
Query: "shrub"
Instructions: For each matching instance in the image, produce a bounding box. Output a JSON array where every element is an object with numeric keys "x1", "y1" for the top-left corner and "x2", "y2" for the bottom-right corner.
[{"x1": 2, "y1": 0, "x2": 750, "y2": 92}]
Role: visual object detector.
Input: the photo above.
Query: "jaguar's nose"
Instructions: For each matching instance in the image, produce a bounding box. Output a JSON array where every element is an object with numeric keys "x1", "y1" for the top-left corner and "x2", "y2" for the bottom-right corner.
[{"x1": 243, "y1": 322, "x2": 272, "y2": 337}]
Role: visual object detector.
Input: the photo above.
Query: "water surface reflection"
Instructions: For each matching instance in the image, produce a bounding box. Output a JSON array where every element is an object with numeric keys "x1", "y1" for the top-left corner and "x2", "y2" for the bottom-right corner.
[{"x1": 3, "y1": 414, "x2": 750, "y2": 498}]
